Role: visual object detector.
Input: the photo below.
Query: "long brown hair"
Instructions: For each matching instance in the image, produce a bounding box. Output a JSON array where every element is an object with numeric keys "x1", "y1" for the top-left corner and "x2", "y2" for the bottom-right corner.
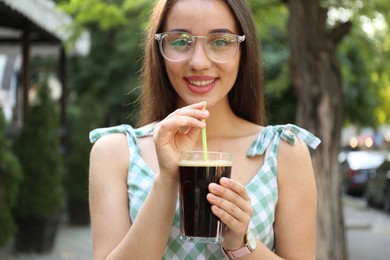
[{"x1": 137, "y1": 0, "x2": 265, "y2": 126}]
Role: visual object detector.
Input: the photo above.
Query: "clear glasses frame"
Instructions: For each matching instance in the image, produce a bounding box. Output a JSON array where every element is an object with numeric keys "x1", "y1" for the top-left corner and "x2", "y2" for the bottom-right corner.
[{"x1": 155, "y1": 32, "x2": 245, "y2": 63}]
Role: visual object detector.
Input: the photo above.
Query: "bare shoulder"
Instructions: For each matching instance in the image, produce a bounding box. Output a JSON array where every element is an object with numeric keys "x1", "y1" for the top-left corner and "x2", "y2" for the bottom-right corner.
[
  {"x1": 278, "y1": 137, "x2": 311, "y2": 167},
  {"x1": 277, "y1": 137, "x2": 315, "y2": 187},
  {"x1": 90, "y1": 133, "x2": 129, "y2": 175}
]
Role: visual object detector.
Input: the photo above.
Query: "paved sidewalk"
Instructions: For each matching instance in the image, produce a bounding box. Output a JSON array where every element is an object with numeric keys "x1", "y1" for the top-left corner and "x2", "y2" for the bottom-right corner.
[
  {"x1": 0, "y1": 224, "x2": 92, "y2": 260},
  {"x1": 343, "y1": 196, "x2": 390, "y2": 260}
]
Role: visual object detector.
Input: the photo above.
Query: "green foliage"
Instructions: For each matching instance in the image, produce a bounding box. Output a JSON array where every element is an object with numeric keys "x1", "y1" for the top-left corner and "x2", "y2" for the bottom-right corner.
[
  {"x1": 123, "y1": 0, "x2": 153, "y2": 12},
  {"x1": 339, "y1": 39, "x2": 379, "y2": 127},
  {"x1": 66, "y1": 27, "x2": 141, "y2": 125},
  {"x1": 337, "y1": 5, "x2": 390, "y2": 126},
  {"x1": 247, "y1": 1, "x2": 295, "y2": 124},
  {"x1": 57, "y1": 0, "x2": 390, "y2": 128},
  {"x1": 254, "y1": 0, "x2": 390, "y2": 126},
  {"x1": 0, "y1": 108, "x2": 22, "y2": 246},
  {"x1": 262, "y1": 27, "x2": 296, "y2": 124},
  {"x1": 62, "y1": 0, "x2": 149, "y2": 126},
  {"x1": 59, "y1": 0, "x2": 127, "y2": 30},
  {"x1": 65, "y1": 92, "x2": 103, "y2": 201},
  {"x1": 13, "y1": 81, "x2": 65, "y2": 218}
]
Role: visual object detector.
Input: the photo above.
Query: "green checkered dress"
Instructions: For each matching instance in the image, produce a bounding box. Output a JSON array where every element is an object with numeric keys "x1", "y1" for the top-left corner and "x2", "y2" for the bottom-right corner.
[{"x1": 90, "y1": 123, "x2": 320, "y2": 259}]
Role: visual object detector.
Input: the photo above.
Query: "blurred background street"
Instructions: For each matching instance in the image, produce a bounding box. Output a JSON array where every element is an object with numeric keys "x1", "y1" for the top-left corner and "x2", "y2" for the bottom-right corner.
[
  {"x1": 0, "y1": 223, "x2": 92, "y2": 260},
  {"x1": 344, "y1": 196, "x2": 390, "y2": 260}
]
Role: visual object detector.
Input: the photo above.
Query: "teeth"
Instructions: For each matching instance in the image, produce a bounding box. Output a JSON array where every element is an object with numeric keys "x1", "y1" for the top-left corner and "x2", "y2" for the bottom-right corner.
[{"x1": 188, "y1": 79, "x2": 215, "y2": 87}]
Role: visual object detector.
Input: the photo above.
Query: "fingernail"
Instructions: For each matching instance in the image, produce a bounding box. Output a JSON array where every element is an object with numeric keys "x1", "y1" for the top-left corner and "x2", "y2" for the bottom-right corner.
[
  {"x1": 220, "y1": 178, "x2": 229, "y2": 186},
  {"x1": 208, "y1": 193, "x2": 216, "y2": 201},
  {"x1": 209, "y1": 183, "x2": 219, "y2": 192}
]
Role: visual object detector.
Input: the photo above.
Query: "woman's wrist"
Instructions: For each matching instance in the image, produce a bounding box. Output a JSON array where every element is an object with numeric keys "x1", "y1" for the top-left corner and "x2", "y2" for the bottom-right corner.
[
  {"x1": 222, "y1": 235, "x2": 246, "y2": 251},
  {"x1": 222, "y1": 229, "x2": 258, "y2": 259},
  {"x1": 155, "y1": 170, "x2": 179, "y2": 186}
]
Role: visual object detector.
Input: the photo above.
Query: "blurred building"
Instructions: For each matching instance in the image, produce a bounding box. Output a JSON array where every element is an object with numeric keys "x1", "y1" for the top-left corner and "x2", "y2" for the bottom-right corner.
[
  {"x1": 0, "y1": 0, "x2": 90, "y2": 127},
  {"x1": 0, "y1": 53, "x2": 19, "y2": 121}
]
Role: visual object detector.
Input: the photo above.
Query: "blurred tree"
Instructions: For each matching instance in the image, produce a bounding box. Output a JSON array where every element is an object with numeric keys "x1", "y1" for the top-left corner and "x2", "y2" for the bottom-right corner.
[
  {"x1": 59, "y1": 0, "x2": 152, "y2": 126},
  {"x1": 65, "y1": 90, "x2": 103, "y2": 225},
  {"x1": 13, "y1": 81, "x2": 65, "y2": 219},
  {"x1": 284, "y1": 1, "x2": 388, "y2": 259},
  {"x1": 286, "y1": 1, "x2": 349, "y2": 259},
  {"x1": 0, "y1": 108, "x2": 22, "y2": 246},
  {"x1": 335, "y1": 1, "x2": 390, "y2": 126},
  {"x1": 13, "y1": 80, "x2": 65, "y2": 253},
  {"x1": 14, "y1": 82, "x2": 64, "y2": 218},
  {"x1": 249, "y1": 0, "x2": 389, "y2": 127}
]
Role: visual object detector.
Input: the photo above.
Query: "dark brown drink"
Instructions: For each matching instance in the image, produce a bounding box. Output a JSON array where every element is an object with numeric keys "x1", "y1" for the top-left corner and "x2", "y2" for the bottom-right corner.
[{"x1": 178, "y1": 151, "x2": 232, "y2": 244}]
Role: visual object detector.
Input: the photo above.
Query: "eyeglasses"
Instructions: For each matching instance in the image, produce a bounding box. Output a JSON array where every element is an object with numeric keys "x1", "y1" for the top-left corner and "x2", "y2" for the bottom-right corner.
[{"x1": 155, "y1": 32, "x2": 245, "y2": 63}]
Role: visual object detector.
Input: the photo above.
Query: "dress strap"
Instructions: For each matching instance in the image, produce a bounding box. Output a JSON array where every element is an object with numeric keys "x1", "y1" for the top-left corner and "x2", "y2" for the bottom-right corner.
[
  {"x1": 247, "y1": 124, "x2": 321, "y2": 158},
  {"x1": 89, "y1": 123, "x2": 155, "y2": 154}
]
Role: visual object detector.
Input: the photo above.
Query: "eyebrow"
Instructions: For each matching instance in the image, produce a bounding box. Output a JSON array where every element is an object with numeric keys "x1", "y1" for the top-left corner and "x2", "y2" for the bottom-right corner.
[
  {"x1": 168, "y1": 28, "x2": 190, "y2": 33},
  {"x1": 209, "y1": 28, "x2": 236, "y2": 34},
  {"x1": 167, "y1": 28, "x2": 237, "y2": 34}
]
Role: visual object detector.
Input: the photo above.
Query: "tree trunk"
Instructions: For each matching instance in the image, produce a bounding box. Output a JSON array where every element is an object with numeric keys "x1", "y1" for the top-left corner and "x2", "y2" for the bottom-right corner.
[{"x1": 287, "y1": 1, "x2": 351, "y2": 259}]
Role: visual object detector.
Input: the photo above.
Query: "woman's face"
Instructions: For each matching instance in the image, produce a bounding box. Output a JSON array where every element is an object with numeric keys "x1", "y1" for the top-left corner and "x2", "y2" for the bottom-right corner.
[{"x1": 162, "y1": 0, "x2": 241, "y2": 108}]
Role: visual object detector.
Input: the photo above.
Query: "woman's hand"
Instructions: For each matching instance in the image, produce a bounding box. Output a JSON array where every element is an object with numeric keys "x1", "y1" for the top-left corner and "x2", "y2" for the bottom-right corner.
[
  {"x1": 153, "y1": 102, "x2": 209, "y2": 179},
  {"x1": 207, "y1": 178, "x2": 253, "y2": 250}
]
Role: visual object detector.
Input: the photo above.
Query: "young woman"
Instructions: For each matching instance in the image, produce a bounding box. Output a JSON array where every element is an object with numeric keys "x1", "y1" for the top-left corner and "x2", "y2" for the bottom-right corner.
[{"x1": 89, "y1": 0, "x2": 321, "y2": 259}]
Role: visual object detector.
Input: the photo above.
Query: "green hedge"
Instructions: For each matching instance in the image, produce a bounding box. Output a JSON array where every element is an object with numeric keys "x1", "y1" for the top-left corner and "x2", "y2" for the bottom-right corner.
[
  {"x1": 0, "y1": 108, "x2": 22, "y2": 246},
  {"x1": 65, "y1": 92, "x2": 102, "y2": 202},
  {"x1": 13, "y1": 81, "x2": 65, "y2": 219}
]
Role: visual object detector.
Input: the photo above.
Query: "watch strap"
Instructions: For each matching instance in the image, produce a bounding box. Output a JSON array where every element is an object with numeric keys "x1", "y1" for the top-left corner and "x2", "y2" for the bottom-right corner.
[
  {"x1": 224, "y1": 246, "x2": 251, "y2": 259},
  {"x1": 222, "y1": 229, "x2": 256, "y2": 259}
]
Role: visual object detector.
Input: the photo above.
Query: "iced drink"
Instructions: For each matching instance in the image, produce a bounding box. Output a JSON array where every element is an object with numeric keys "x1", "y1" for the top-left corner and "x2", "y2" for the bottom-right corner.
[{"x1": 179, "y1": 151, "x2": 232, "y2": 243}]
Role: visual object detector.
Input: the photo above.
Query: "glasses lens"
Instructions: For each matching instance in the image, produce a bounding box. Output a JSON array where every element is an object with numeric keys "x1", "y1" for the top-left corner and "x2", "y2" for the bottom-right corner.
[
  {"x1": 160, "y1": 33, "x2": 193, "y2": 61},
  {"x1": 206, "y1": 33, "x2": 239, "y2": 63}
]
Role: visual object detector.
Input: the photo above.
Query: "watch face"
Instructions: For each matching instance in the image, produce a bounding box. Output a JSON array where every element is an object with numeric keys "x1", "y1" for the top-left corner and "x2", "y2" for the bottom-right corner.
[{"x1": 247, "y1": 229, "x2": 257, "y2": 250}]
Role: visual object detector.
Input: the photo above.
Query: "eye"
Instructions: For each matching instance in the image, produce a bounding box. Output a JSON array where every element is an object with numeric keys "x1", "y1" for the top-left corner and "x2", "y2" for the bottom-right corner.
[
  {"x1": 209, "y1": 35, "x2": 235, "y2": 48},
  {"x1": 171, "y1": 39, "x2": 187, "y2": 47},
  {"x1": 170, "y1": 33, "x2": 192, "y2": 48}
]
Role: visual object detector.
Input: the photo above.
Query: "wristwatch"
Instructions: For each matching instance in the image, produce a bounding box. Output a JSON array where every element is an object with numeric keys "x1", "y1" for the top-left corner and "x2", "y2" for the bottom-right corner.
[{"x1": 222, "y1": 229, "x2": 257, "y2": 259}]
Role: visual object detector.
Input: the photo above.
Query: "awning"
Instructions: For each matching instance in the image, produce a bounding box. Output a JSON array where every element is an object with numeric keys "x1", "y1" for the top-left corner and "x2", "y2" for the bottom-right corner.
[
  {"x1": 0, "y1": 0, "x2": 90, "y2": 125},
  {"x1": 0, "y1": 0, "x2": 90, "y2": 56}
]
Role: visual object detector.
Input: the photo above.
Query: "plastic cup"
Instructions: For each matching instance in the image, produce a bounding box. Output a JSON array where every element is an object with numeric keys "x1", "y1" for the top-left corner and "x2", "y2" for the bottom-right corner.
[{"x1": 178, "y1": 151, "x2": 233, "y2": 243}]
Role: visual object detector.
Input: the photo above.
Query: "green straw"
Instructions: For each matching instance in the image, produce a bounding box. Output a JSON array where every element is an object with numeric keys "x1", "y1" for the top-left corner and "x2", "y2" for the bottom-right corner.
[{"x1": 201, "y1": 102, "x2": 208, "y2": 161}]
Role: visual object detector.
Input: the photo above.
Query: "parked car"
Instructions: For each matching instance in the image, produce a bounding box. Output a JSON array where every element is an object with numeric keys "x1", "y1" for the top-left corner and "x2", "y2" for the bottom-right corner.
[
  {"x1": 365, "y1": 155, "x2": 390, "y2": 213},
  {"x1": 339, "y1": 151, "x2": 385, "y2": 196}
]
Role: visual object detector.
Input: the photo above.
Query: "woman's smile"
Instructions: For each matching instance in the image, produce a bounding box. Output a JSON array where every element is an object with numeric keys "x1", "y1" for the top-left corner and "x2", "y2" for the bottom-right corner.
[
  {"x1": 185, "y1": 76, "x2": 218, "y2": 94},
  {"x1": 188, "y1": 79, "x2": 216, "y2": 87}
]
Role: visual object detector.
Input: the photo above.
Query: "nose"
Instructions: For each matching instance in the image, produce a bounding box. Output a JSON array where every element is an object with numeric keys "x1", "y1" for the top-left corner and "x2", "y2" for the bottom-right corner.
[{"x1": 188, "y1": 39, "x2": 212, "y2": 71}]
